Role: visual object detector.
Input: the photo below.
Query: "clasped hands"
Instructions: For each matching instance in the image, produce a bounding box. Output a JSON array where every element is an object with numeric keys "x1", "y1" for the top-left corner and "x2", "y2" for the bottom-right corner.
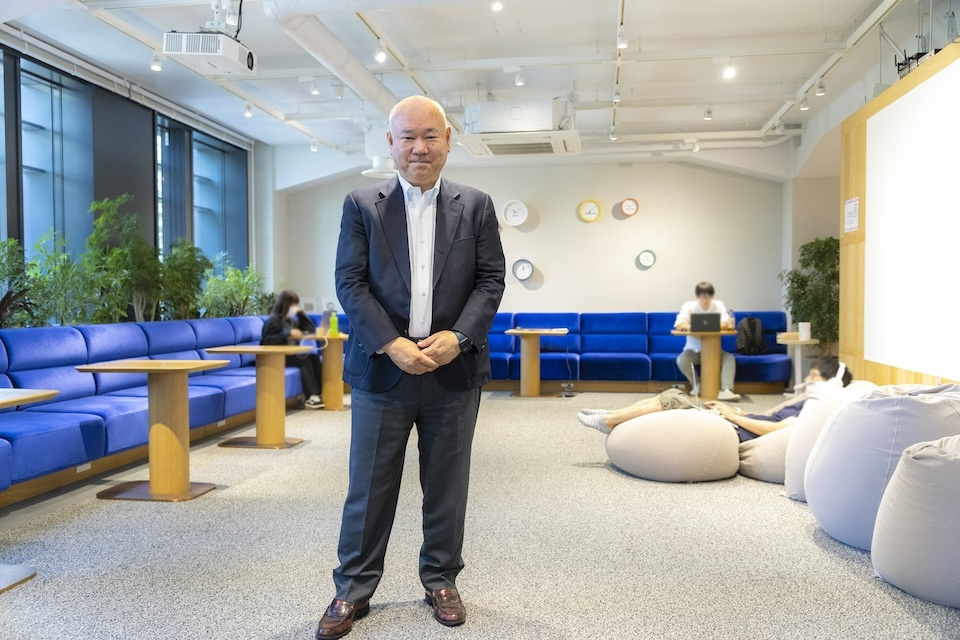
[{"x1": 383, "y1": 330, "x2": 461, "y2": 375}]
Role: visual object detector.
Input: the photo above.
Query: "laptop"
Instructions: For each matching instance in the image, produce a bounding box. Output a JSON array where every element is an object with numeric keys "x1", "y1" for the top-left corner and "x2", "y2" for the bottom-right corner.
[{"x1": 690, "y1": 312, "x2": 721, "y2": 332}]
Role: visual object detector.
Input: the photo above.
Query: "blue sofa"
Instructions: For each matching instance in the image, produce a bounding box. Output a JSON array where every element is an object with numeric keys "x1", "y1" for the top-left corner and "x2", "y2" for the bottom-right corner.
[
  {"x1": 0, "y1": 317, "x2": 305, "y2": 505},
  {"x1": 487, "y1": 311, "x2": 792, "y2": 388}
]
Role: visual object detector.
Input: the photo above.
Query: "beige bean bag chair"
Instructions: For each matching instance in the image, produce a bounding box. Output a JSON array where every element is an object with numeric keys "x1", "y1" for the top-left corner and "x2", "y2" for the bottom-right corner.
[
  {"x1": 738, "y1": 425, "x2": 793, "y2": 483},
  {"x1": 605, "y1": 409, "x2": 738, "y2": 482},
  {"x1": 871, "y1": 435, "x2": 960, "y2": 608}
]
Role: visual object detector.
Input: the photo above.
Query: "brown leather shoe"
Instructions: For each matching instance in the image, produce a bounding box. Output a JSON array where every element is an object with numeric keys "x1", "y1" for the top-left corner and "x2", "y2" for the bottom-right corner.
[
  {"x1": 316, "y1": 599, "x2": 370, "y2": 639},
  {"x1": 425, "y1": 588, "x2": 466, "y2": 626}
]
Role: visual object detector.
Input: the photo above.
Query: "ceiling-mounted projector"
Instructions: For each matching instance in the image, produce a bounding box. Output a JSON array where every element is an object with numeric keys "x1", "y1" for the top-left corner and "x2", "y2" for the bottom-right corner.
[{"x1": 162, "y1": 31, "x2": 256, "y2": 76}]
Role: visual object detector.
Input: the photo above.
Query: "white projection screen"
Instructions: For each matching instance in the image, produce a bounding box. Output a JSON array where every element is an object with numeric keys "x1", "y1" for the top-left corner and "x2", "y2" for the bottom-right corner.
[{"x1": 864, "y1": 56, "x2": 960, "y2": 381}]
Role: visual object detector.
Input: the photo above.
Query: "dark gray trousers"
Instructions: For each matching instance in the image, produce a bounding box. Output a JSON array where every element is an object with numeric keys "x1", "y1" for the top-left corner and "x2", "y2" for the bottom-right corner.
[{"x1": 332, "y1": 372, "x2": 481, "y2": 603}]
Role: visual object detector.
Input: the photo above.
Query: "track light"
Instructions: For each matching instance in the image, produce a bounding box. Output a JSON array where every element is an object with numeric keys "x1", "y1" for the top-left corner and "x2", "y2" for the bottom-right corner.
[
  {"x1": 612, "y1": 84, "x2": 622, "y2": 103},
  {"x1": 815, "y1": 78, "x2": 826, "y2": 96},
  {"x1": 515, "y1": 69, "x2": 525, "y2": 86},
  {"x1": 774, "y1": 121, "x2": 785, "y2": 134},
  {"x1": 243, "y1": 102, "x2": 252, "y2": 118},
  {"x1": 491, "y1": 1, "x2": 503, "y2": 11},
  {"x1": 373, "y1": 40, "x2": 387, "y2": 64},
  {"x1": 310, "y1": 138, "x2": 319, "y2": 153},
  {"x1": 309, "y1": 80, "x2": 320, "y2": 96},
  {"x1": 610, "y1": 127, "x2": 618, "y2": 141},
  {"x1": 331, "y1": 79, "x2": 344, "y2": 99},
  {"x1": 150, "y1": 52, "x2": 162, "y2": 72},
  {"x1": 616, "y1": 25, "x2": 628, "y2": 50},
  {"x1": 799, "y1": 96, "x2": 810, "y2": 111},
  {"x1": 703, "y1": 106, "x2": 713, "y2": 121},
  {"x1": 723, "y1": 64, "x2": 736, "y2": 79},
  {"x1": 693, "y1": 140, "x2": 700, "y2": 152}
]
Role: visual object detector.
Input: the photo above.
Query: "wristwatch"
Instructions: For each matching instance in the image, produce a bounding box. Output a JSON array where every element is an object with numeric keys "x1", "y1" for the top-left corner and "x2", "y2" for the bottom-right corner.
[{"x1": 453, "y1": 330, "x2": 473, "y2": 354}]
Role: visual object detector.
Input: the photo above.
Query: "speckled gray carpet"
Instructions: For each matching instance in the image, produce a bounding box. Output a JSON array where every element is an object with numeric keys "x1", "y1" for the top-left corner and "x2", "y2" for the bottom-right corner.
[{"x1": 1, "y1": 391, "x2": 958, "y2": 639}]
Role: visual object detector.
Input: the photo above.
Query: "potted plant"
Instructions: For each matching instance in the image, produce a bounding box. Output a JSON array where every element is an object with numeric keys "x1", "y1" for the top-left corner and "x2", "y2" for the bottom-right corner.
[
  {"x1": 200, "y1": 254, "x2": 265, "y2": 317},
  {"x1": 160, "y1": 238, "x2": 211, "y2": 320},
  {"x1": 0, "y1": 238, "x2": 35, "y2": 327},
  {"x1": 778, "y1": 236, "x2": 839, "y2": 353}
]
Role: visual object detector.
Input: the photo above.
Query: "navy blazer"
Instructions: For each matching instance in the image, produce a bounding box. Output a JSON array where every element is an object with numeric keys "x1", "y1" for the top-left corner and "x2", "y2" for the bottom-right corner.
[{"x1": 335, "y1": 176, "x2": 506, "y2": 392}]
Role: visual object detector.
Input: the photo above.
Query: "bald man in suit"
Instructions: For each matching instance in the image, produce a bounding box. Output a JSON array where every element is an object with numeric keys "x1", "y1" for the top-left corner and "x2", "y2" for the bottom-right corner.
[{"x1": 316, "y1": 96, "x2": 505, "y2": 639}]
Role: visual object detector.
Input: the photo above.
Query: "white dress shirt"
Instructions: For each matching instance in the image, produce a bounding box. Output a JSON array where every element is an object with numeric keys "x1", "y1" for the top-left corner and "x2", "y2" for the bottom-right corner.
[{"x1": 398, "y1": 173, "x2": 439, "y2": 339}]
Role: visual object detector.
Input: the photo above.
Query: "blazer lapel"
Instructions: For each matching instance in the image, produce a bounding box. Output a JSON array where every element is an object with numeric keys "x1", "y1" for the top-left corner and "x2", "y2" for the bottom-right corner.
[
  {"x1": 433, "y1": 178, "x2": 463, "y2": 287},
  {"x1": 376, "y1": 179, "x2": 412, "y2": 295}
]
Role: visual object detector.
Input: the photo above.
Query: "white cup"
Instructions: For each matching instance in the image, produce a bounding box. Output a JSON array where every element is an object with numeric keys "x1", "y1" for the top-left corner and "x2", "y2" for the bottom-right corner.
[{"x1": 798, "y1": 322, "x2": 812, "y2": 341}]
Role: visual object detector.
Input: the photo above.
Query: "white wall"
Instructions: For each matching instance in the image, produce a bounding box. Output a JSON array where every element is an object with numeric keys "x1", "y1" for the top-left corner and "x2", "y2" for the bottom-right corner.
[{"x1": 273, "y1": 161, "x2": 789, "y2": 315}]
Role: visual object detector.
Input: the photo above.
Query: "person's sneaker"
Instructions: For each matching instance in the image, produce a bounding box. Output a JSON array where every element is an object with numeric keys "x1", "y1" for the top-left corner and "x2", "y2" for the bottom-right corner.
[
  {"x1": 305, "y1": 395, "x2": 324, "y2": 409},
  {"x1": 717, "y1": 389, "x2": 741, "y2": 402},
  {"x1": 690, "y1": 384, "x2": 699, "y2": 396}
]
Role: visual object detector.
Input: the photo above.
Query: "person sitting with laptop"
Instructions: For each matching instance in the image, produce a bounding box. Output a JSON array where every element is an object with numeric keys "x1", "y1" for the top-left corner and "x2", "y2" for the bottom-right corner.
[
  {"x1": 577, "y1": 355, "x2": 852, "y2": 439},
  {"x1": 674, "y1": 281, "x2": 740, "y2": 401}
]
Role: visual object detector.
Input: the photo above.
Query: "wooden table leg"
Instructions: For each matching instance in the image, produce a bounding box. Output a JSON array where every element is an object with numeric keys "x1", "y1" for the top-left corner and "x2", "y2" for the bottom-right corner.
[
  {"x1": 0, "y1": 564, "x2": 36, "y2": 594},
  {"x1": 517, "y1": 334, "x2": 542, "y2": 397},
  {"x1": 98, "y1": 371, "x2": 216, "y2": 501},
  {"x1": 321, "y1": 339, "x2": 347, "y2": 411},
  {"x1": 220, "y1": 352, "x2": 302, "y2": 449},
  {"x1": 699, "y1": 334, "x2": 722, "y2": 400}
]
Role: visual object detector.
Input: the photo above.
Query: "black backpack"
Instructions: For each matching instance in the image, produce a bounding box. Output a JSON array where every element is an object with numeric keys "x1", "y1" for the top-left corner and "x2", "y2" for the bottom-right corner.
[{"x1": 736, "y1": 317, "x2": 767, "y2": 355}]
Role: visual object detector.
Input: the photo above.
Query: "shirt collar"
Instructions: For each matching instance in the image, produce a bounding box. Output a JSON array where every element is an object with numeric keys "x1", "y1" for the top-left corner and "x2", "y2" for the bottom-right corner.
[{"x1": 397, "y1": 173, "x2": 441, "y2": 199}]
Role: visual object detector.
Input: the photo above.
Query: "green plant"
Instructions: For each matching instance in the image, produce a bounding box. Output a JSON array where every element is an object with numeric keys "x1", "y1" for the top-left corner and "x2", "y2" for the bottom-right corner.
[
  {"x1": 27, "y1": 231, "x2": 91, "y2": 326},
  {"x1": 83, "y1": 195, "x2": 137, "y2": 324},
  {"x1": 200, "y1": 254, "x2": 265, "y2": 317},
  {"x1": 0, "y1": 237, "x2": 35, "y2": 327},
  {"x1": 160, "y1": 238, "x2": 211, "y2": 320},
  {"x1": 778, "y1": 236, "x2": 840, "y2": 352},
  {"x1": 128, "y1": 234, "x2": 162, "y2": 322}
]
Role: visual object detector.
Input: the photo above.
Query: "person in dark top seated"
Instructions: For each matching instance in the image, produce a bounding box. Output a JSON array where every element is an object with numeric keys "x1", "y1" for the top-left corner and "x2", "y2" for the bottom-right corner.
[
  {"x1": 578, "y1": 355, "x2": 852, "y2": 440},
  {"x1": 261, "y1": 290, "x2": 324, "y2": 409}
]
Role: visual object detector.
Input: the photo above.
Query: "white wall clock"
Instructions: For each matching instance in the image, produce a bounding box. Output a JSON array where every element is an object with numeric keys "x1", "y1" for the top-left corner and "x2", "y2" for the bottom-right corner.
[
  {"x1": 621, "y1": 198, "x2": 639, "y2": 216},
  {"x1": 512, "y1": 258, "x2": 534, "y2": 281},
  {"x1": 636, "y1": 250, "x2": 656, "y2": 270},
  {"x1": 501, "y1": 200, "x2": 529, "y2": 226},
  {"x1": 577, "y1": 199, "x2": 601, "y2": 222}
]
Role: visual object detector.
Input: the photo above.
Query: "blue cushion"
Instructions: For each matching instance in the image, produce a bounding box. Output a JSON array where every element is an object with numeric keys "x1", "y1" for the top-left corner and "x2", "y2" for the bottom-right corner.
[
  {"x1": 9, "y1": 365, "x2": 97, "y2": 404},
  {"x1": 0, "y1": 326, "x2": 87, "y2": 371},
  {"x1": 490, "y1": 312, "x2": 514, "y2": 333},
  {"x1": 26, "y1": 396, "x2": 149, "y2": 455},
  {"x1": 227, "y1": 315, "x2": 264, "y2": 343},
  {"x1": 487, "y1": 333, "x2": 515, "y2": 353},
  {"x1": 508, "y1": 353, "x2": 579, "y2": 381},
  {"x1": 189, "y1": 318, "x2": 244, "y2": 367},
  {"x1": 211, "y1": 367, "x2": 302, "y2": 398},
  {"x1": 138, "y1": 320, "x2": 197, "y2": 355},
  {"x1": 581, "y1": 353, "x2": 652, "y2": 381},
  {"x1": 489, "y1": 353, "x2": 511, "y2": 380},
  {"x1": 580, "y1": 312, "x2": 648, "y2": 334},
  {"x1": 581, "y1": 334, "x2": 647, "y2": 353},
  {"x1": 189, "y1": 374, "x2": 257, "y2": 416},
  {"x1": 0, "y1": 411, "x2": 105, "y2": 482},
  {"x1": 0, "y1": 437, "x2": 11, "y2": 491},
  {"x1": 734, "y1": 354, "x2": 792, "y2": 383},
  {"x1": 647, "y1": 312, "x2": 678, "y2": 335},
  {"x1": 107, "y1": 384, "x2": 225, "y2": 428},
  {"x1": 75, "y1": 323, "x2": 148, "y2": 362},
  {"x1": 651, "y1": 354, "x2": 687, "y2": 382}
]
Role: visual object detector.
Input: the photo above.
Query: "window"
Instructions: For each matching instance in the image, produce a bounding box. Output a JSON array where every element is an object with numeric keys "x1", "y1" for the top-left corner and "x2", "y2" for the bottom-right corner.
[{"x1": 19, "y1": 60, "x2": 92, "y2": 258}]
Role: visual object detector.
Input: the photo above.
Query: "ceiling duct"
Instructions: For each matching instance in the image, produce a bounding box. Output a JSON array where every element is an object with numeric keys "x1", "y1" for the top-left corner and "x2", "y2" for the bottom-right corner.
[{"x1": 458, "y1": 99, "x2": 581, "y2": 157}]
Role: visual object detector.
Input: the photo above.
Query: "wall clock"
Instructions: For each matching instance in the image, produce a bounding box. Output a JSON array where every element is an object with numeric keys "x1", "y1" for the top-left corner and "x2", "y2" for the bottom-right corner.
[
  {"x1": 621, "y1": 198, "x2": 639, "y2": 216},
  {"x1": 501, "y1": 199, "x2": 529, "y2": 226},
  {"x1": 577, "y1": 199, "x2": 601, "y2": 222},
  {"x1": 636, "y1": 250, "x2": 656, "y2": 270},
  {"x1": 512, "y1": 258, "x2": 534, "y2": 281}
]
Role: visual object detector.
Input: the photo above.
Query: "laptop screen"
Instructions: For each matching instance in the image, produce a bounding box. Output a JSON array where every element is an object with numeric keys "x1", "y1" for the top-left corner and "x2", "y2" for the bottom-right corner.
[{"x1": 690, "y1": 312, "x2": 721, "y2": 332}]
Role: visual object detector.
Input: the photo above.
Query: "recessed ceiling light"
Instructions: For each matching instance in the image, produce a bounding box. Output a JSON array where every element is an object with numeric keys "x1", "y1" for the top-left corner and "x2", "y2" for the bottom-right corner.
[
  {"x1": 491, "y1": 1, "x2": 503, "y2": 11},
  {"x1": 723, "y1": 64, "x2": 736, "y2": 80}
]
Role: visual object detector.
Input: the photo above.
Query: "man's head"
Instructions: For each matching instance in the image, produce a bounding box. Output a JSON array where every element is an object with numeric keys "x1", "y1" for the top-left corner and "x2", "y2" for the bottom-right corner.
[
  {"x1": 694, "y1": 281, "x2": 715, "y2": 310},
  {"x1": 806, "y1": 355, "x2": 853, "y2": 387},
  {"x1": 387, "y1": 95, "x2": 451, "y2": 191}
]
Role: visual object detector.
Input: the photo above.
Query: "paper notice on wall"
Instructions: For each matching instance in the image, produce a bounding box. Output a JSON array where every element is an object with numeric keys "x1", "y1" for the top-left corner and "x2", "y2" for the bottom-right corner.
[{"x1": 844, "y1": 197, "x2": 860, "y2": 232}]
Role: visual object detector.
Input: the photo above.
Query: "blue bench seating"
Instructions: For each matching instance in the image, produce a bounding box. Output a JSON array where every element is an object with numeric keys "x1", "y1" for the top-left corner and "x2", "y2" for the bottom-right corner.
[
  {"x1": 0, "y1": 316, "x2": 308, "y2": 507},
  {"x1": 486, "y1": 311, "x2": 792, "y2": 391}
]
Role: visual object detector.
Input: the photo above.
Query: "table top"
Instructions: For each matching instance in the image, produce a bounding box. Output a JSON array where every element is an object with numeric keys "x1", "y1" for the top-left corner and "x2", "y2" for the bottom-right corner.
[
  {"x1": 671, "y1": 329, "x2": 736, "y2": 337},
  {"x1": 777, "y1": 332, "x2": 820, "y2": 345},
  {"x1": 505, "y1": 328, "x2": 570, "y2": 336},
  {"x1": 300, "y1": 331, "x2": 349, "y2": 341},
  {"x1": 77, "y1": 359, "x2": 230, "y2": 374},
  {"x1": 0, "y1": 388, "x2": 59, "y2": 409},
  {"x1": 206, "y1": 345, "x2": 311, "y2": 355}
]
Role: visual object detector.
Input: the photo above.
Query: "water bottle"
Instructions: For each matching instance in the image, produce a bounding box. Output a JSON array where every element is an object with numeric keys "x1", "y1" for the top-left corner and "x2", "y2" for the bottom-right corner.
[
  {"x1": 728, "y1": 309, "x2": 735, "y2": 330},
  {"x1": 329, "y1": 313, "x2": 339, "y2": 337}
]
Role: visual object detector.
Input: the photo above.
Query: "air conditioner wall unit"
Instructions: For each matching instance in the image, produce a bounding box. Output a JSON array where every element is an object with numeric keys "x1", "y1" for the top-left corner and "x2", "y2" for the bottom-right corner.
[
  {"x1": 162, "y1": 32, "x2": 257, "y2": 76},
  {"x1": 456, "y1": 130, "x2": 581, "y2": 158}
]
